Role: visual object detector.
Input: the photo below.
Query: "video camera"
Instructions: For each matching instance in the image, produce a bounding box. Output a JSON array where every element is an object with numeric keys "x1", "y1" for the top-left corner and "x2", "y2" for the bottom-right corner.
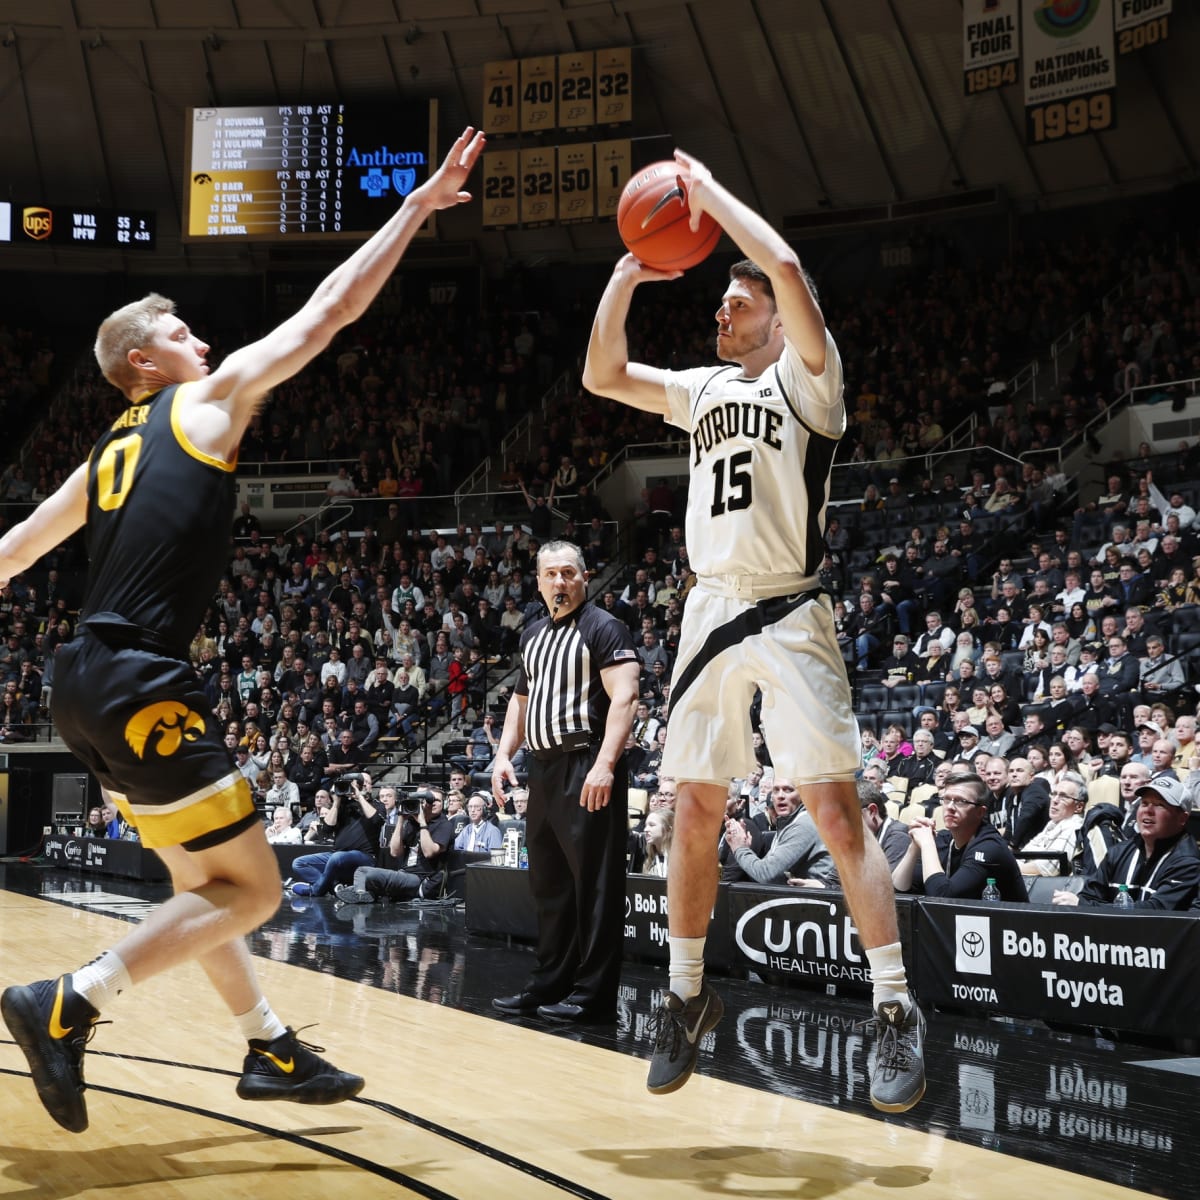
[
  {"x1": 400, "y1": 788, "x2": 437, "y2": 817},
  {"x1": 332, "y1": 772, "x2": 371, "y2": 796}
]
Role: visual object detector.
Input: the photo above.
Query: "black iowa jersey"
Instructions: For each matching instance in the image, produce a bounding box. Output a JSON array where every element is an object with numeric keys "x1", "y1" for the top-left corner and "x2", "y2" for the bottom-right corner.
[{"x1": 82, "y1": 383, "x2": 236, "y2": 656}]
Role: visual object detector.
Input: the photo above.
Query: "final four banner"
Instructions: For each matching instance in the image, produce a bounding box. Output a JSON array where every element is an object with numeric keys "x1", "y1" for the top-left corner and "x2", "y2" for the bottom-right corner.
[
  {"x1": 1022, "y1": 0, "x2": 1116, "y2": 145},
  {"x1": 963, "y1": 0, "x2": 1021, "y2": 95},
  {"x1": 1114, "y1": 0, "x2": 1171, "y2": 54}
]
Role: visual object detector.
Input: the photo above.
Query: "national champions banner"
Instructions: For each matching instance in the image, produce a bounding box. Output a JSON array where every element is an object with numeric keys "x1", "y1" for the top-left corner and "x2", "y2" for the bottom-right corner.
[
  {"x1": 1022, "y1": 0, "x2": 1116, "y2": 144},
  {"x1": 963, "y1": 0, "x2": 1021, "y2": 95},
  {"x1": 917, "y1": 900, "x2": 1200, "y2": 1037}
]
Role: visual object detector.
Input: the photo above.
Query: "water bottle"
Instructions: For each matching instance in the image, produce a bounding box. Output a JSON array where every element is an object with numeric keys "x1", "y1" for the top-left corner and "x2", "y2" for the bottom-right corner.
[
  {"x1": 1113, "y1": 883, "x2": 1134, "y2": 910},
  {"x1": 518, "y1": 845, "x2": 529, "y2": 870},
  {"x1": 982, "y1": 877, "x2": 1001, "y2": 902}
]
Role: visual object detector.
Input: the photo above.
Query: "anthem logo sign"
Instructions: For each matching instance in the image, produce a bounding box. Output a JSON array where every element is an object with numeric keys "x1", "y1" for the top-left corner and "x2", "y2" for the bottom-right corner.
[{"x1": 955, "y1": 914, "x2": 993, "y2": 975}]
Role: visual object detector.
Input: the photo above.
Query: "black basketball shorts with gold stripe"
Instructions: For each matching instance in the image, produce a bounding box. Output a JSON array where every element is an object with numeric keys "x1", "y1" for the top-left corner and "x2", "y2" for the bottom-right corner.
[{"x1": 51, "y1": 634, "x2": 258, "y2": 851}]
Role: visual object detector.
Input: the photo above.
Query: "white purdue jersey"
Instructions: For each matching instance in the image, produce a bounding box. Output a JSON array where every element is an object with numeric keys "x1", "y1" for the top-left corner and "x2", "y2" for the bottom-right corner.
[{"x1": 662, "y1": 331, "x2": 845, "y2": 579}]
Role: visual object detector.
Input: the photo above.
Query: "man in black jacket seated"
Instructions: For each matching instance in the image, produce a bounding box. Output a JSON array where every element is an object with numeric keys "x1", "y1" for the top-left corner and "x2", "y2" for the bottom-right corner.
[
  {"x1": 1052, "y1": 774, "x2": 1200, "y2": 910},
  {"x1": 993, "y1": 757, "x2": 1051, "y2": 850},
  {"x1": 891, "y1": 771, "x2": 1028, "y2": 901}
]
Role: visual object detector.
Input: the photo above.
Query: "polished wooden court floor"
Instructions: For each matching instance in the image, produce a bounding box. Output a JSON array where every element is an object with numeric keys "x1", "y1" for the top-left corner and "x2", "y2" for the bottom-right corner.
[{"x1": 0, "y1": 863, "x2": 1193, "y2": 1199}]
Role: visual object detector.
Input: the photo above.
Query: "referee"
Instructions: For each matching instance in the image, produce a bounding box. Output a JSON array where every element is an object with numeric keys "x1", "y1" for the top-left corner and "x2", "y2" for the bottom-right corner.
[{"x1": 492, "y1": 540, "x2": 640, "y2": 1023}]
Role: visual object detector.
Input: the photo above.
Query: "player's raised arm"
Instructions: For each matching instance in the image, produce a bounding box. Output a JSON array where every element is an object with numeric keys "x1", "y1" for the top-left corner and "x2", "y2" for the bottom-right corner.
[
  {"x1": 199, "y1": 127, "x2": 486, "y2": 439},
  {"x1": 581, "y1": 254, "x2": 674, "y2": 415},
  {"x1": 0, "y1": 462, "x2": 89, "y2": 585},
  {"x1": 672, "y1": 149, "x2": 827, "y2": 376}
]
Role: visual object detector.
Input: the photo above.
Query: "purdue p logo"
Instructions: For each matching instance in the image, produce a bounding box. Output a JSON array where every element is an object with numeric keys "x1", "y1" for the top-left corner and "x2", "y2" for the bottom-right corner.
[{"x1": 124, "y1": 701, "x2": 206, "y2": 760}]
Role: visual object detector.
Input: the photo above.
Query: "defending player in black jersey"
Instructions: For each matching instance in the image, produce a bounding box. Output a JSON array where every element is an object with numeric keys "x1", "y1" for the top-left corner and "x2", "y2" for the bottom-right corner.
[{"x1": 0, "y1": 127, "x2": 485, "y2": 1133}]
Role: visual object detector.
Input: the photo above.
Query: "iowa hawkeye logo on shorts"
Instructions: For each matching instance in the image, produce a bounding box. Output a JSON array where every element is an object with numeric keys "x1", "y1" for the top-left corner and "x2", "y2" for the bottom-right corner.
[{"x1": 124, "y1": 701, "x2": 206, "y2": 760}]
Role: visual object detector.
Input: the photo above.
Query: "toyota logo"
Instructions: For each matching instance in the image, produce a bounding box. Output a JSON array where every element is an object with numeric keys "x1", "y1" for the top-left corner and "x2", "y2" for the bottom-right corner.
[{"x1": 960, "y1": 929, "x2": 986, "y2": 958}]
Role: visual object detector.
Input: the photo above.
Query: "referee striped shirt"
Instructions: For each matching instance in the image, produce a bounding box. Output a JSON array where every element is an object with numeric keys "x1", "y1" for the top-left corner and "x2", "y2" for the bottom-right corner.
[{"x1": 516, "y1": 603, "x2": 638, "y2": 752}]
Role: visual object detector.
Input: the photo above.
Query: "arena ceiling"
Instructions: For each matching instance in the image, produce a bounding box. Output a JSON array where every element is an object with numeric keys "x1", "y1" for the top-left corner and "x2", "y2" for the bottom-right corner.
[{"x1": 1, "y1": 0, "x2": 1197, "y2": 272}]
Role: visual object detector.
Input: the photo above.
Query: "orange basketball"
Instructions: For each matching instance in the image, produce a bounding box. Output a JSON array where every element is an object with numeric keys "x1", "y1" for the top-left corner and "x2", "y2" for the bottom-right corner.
[{"x1": 617, "y1": 161, "x2": 720, "y2": 272}]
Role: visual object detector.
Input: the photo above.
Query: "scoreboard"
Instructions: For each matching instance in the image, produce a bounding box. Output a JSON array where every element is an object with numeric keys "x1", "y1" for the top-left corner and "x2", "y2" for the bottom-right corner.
[
  {"x1": 184, "y1": 100, "x2": 437, "y2": 242},
  {"x1": 0, "y1": 200, "x2": 155, "y2": 250}
]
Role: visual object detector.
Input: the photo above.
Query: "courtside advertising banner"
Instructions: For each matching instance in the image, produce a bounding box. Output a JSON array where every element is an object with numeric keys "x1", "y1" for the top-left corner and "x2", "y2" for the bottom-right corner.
[
  {"x1": 728, "y1": 888, "x2": 916, "y2": 995},
  {"x1": 917, "y1": 900, "x2": 1200, "y2": 1037},
  {"x1": 962, "y1": 0, "x2": 1021, "y2": 95},
  {"x1": 1022, "y1": 0, "x2": 1116, "y2": 144}
]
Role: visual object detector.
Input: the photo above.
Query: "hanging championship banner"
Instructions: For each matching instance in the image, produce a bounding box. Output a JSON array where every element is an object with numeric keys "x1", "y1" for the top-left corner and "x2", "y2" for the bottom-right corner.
[
  {"x1": 557, "y1": 51, "x2": 596, "y2": 129},
  {"x1": 480, "y1": 150, "x2": 518, "y2": 229},
  {"x1": 481, "y1": 60, "x2": 519, "y2": 135},
  {"x1": 1023, "y1": 0, "x2": 1116, "y2": 145},
  {"x1": 557, "y1": 143, "x2": 595, "y2": 225},
  {"x1": 519, "y1": 146, "x2": 556, "y2": 228},
  {"x1": 595, "y1": 139, "x2": 631, "y2": 221},
  {"x1": 1114, "y1": 0, "x2": 1171, "y2": 54},
  {"x1": 520, "y1": 56, "x2": 557, "y2": 132},
  {"x1": 963, "y1": 0, "x2": 1020, "y2": 95}
]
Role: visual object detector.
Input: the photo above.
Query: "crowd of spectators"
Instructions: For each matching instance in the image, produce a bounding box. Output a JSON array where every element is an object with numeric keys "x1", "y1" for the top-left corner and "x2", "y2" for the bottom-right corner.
[{"x1": 3, "y1": 205, "x2": 1200, "y2": 920}]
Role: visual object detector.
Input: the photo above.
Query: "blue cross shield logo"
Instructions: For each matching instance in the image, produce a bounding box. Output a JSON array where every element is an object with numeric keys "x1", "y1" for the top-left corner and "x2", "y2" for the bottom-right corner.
[
  {"x1": 360, "y1": 172, "x2": 390, "y2": 198},
  {"x1": 392, "y1": 168, "x2": 417, "y2": 197}
]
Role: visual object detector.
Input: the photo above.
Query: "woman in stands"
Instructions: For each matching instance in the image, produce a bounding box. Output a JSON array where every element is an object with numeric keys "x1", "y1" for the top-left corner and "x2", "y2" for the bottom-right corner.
[
  {"x1": 634, "y1": 809, "x2": 674, "y2": 879},
  {"x1": 1064, "y1": 601, "x2": 1094, "y2": 644},
  {"x1": 1023, "y1": 628, "x2": 1052, "y2": 676},
  {"x1": 1047, "y1": 740, "x2": 1087, "y2": 785}
]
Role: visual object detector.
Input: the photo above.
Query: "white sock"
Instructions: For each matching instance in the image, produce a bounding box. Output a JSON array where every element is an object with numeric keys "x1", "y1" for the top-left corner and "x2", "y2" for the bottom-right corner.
[
  {"x1": 866, "y1": 942, "x2": 911, "y2": 1012},
  {"x1": 234, "y1": 997, "x2": 288, "y2": 1045},
  {"x1": 72, "y1": 951, "x2": 132, "y2": 1012},
  {"x1": 667, "y1": 936, "x2": 706, "y2": 1003}
]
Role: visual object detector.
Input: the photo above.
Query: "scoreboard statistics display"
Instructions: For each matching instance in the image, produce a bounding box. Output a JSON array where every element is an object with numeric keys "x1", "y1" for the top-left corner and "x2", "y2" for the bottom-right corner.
[
  {"x1": 184, "y1": 100, "x2": 437, "y2": 241},
  {"x1": 0, "y1": 200, "x2": 155, "y2": 250}
]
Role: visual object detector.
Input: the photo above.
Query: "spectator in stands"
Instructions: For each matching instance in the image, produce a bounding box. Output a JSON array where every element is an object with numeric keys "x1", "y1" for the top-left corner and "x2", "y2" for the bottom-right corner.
[
  {"x1": 265, "y1": 806, "x2": 302, "y2": 846},
  {"x1": 1017, "y1": 771, "x2": 1087, "y2": 876},
  {"x1": 1053, "y1": 774, "x2": 1200, "y2": 909},
  {"x1": 264, "y1": 769, "x2": 300, "y2": 820},
  {"x1": 892, "y1": 771, "x2": 1028, "y2": 901},
  {"x1": 721, "y1": 777, "x2": 834, "y2": 887},
  {"x1": 893, "y1": 729, "x2": 939, "y2": 789},
  {"x1": 630, "y1": 809, "x2": 674, "y2": 878},
  {"x1": 857, "y1": 780, "x2": 910, "y2": 870},
  {"x1": 453, "y1": 794, "x2": 503, "y2": 854},
  {"x1": 880, "y1": 635, "x2": 918, "y2": 689},
  {"x1": 992, "y1": 757, "x2": 1051, "y2": 849},
  {"x1": 974, "y1": 710, "x2": 1012, "y2": 758}
]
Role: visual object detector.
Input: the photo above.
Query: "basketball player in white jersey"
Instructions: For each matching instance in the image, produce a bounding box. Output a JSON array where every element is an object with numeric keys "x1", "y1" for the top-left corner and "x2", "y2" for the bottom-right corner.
[{"x1": 582, "y1": 149, "x2": 925, "y2": 1112}]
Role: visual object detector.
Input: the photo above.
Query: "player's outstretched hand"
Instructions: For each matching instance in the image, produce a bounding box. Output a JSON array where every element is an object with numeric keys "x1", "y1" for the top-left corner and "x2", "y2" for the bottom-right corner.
[{"x1": 418, "y1": 127, "x2": 487, "y2": 210}]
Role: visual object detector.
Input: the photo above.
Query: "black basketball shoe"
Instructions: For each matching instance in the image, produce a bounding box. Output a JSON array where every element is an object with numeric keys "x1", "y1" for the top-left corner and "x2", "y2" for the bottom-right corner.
[
  {"x1": 2, "y1": 975, "x2": 102, "y2": 1133},
  {"x1": 236, "y1": 1027, "x2": 364, "y2": 1104}
]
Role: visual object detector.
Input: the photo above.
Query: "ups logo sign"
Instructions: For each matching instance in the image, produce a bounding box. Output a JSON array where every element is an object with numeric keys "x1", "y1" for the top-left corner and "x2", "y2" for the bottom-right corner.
[{"x1": 23, "y1": 207, "x2": 52, "y2": 240}]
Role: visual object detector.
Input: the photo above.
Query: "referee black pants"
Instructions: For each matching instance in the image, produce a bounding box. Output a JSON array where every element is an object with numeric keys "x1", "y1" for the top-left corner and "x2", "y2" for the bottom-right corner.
[{"x1": 524, "y1": 748, "x2": 628, "y2": 1014}]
